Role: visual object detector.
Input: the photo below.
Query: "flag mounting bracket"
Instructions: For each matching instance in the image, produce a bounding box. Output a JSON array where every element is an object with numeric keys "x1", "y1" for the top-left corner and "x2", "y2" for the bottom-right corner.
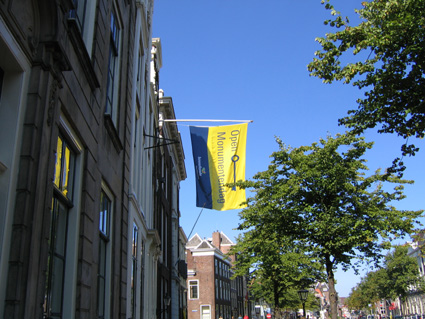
[{"x1": 143, "y1": 133, "x2": 180, "y2": 150}]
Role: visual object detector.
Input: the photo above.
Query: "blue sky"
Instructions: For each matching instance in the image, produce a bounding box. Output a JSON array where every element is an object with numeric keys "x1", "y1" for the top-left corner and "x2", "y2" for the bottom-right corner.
[{"x1": 152, "y1": 1, "x2": 425, "y2": 297}]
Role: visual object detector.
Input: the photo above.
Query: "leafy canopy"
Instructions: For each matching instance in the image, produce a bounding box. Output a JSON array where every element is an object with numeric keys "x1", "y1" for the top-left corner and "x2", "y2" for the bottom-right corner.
[
  {"x1": 384, "y1": 244, "x2": 423, "y2": 300},
  {"x1": 346, "y1": 244, "x2": 423, "y2": 310},
  {"x1": 230, "y1": 225, "x2": 324, "y2": 311},
  {"x1": 238, "y1": 133, "x2": 421, "y2": 271},
  {"x1": 234, "y1": 133, "x2": 422, "y2": 319},
  {"x1": 308, "y1": 0, "x2": 425, "y2": 169}
]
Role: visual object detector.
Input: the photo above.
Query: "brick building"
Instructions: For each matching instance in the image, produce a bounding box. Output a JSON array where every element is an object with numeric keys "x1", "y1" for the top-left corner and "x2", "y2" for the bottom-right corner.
[{"x1": 186, "y1": 232, "x2": 250, "y2": 319}]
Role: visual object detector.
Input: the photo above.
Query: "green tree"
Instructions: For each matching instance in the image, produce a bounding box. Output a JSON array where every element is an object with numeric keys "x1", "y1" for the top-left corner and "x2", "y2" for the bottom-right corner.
[
  {"x1": 347, "y1": 269, "x2": 387, "y2": 310},
  {"x1": 347, "y1": 245, "x2": 422, "y2": 313},
  {"x1": 308, "y1": 0, "x2": 425, "y2": 173},
  {"x1": 345, "y1": 285, "x2": 369, "y2": 312},
  {"x1": 384, "y1": 245, "x2": 422, "y2": 302},
  {"x1": 235, "y1": 133, "x2": 422, "y2": 319},
  {"x1": 345, "y1": 275, "x2": 375, "y2": 312},
  {"x1": 230, "y1": 225, "x2": 324, "y2": 317}
]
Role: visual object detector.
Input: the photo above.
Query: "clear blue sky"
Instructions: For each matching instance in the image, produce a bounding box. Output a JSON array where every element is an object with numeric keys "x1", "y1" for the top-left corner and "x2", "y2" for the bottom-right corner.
[{"x1": 152, "y1": 1, "x2": 425, "y2": 297}]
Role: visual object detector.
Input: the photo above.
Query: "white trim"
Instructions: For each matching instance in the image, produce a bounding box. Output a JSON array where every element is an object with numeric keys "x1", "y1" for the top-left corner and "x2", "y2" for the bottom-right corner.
[
  {"x1": 200, "y1": 304, "x2": 212, "y2": 319},
  {"x1": 188, "y1": 279, "x2": 199, "y2": 300}
]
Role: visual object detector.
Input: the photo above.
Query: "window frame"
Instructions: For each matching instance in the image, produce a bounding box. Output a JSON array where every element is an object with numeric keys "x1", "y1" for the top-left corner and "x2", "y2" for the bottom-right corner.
[
  {"x1": 44, "y1": 115, "x2": 83, "y2": 319},
  {"x1": 69, "y1": 0, "x2": 97, "y2": 56},
  {"x1": 189, "y1": 280, "x2": 199, "y2": 300},
  {"x1": 0, "y1": 67, "x2": 4, "y2": 101},
  {"x1": 97, "y1": 183, "x2": 113, "y2": 319},
  {"x1": 139, "y1": 239, "x2": 145, "y2": 319},
  {"x1": 130, "y1": 223, "x2": 139, "y2": 318},
  {"x1": 201, "y1": 305, "x2": 211, "y2": 319},
  {"x1": 105, "y1": 6, "x2": 122, "y2": 127}
]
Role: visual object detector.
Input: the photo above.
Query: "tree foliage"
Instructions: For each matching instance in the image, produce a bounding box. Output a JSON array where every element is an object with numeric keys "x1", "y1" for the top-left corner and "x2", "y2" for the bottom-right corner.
[
  {"x1": 384, "y1": 245, "x2": 423, "y2": 301},
  {"x1": 230, "y1": 222, "x2": 324, "y2": 314},
  {"x1": 308, "y1": 0, "x2": 425, "y2": 171},
  {"x1": 345, "y1": 269, "x2": 387, "y2": 311},
  {"x1": 234, "y1": 133, "x2": 422, "y2": 319},
  {"x1": 346, "y1": 245, "x2": 423, "y2": 311}
]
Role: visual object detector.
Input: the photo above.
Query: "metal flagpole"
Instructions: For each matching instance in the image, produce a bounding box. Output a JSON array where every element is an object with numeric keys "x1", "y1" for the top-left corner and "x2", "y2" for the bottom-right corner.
[{"x1": 161, "y1": 119, "x2": 253, "y2": 123}]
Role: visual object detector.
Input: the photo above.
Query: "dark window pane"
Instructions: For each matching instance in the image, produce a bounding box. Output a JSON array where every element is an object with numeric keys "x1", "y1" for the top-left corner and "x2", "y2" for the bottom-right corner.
[{"x1": 0, "y1": 67, "x2": 4, "y2": 101}]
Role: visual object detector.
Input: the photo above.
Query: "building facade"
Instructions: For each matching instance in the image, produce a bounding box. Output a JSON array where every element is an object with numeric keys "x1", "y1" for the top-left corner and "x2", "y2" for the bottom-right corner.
[
  {"x1": 151, "y1": 42, "x2": 188, "y2": 319},
  {"x1": 315, "y1": 282, "x2": 330, "y2": 319},
  {"x1": 0, "y1": 1, "x2": 135, "y2": 317},
  {"x1": 404, "y1": 239, "x2": 425, "y2": 317},
  {"x1": 157, "y1": 90, "x2": 188, "y2": 319},
  {"x1": 186, "y1": 232, "x2": 250, "y2": 319},
  {"x1": 176, "y1": 226, "x2": 189, "y2": 319},
  {"x1": 0, "y1": 1, "x2": 186, "y2": 319},
  {"x1": 370, "y1": 239, "x2": 425, "y2": 319}
]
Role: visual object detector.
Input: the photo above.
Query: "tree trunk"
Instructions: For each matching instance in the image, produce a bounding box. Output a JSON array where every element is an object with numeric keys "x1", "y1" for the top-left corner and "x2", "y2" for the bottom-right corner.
[
  {"x1": 273, "y1": 278, "x2": 282, "y2": 319},
  {"x1": 325, "y1": 255, "x2": 338, "y2": 319}
]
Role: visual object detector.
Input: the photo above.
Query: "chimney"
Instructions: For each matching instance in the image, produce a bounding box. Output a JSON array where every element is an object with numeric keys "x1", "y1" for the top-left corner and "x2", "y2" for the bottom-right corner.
[{"x1": 212, "y1": 231, "x2": 221, "y2": 250}]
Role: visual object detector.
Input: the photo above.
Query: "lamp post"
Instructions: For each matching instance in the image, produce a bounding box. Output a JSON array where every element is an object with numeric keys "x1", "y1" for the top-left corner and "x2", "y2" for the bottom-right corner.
[
  {"x1": 159, "y1": 294, "x2": 171, "y2": 319},
  {"x1": 298, "y1": 289, "x2": 309, "y2": 319}
]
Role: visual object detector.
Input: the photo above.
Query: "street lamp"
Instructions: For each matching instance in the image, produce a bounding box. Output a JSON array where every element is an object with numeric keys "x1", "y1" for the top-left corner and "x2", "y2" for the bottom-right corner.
[
  {"x1": 159, "y1": 294, "x2": 171, "y2": 319},
  {"x1": 298, "y1": 289, "x2": 309, "y2": 318}
]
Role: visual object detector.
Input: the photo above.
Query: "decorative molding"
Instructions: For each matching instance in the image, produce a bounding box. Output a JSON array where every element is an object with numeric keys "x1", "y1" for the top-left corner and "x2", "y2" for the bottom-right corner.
[{"x1": 47, "y1": 79, "x2": 59, "y2": 126}]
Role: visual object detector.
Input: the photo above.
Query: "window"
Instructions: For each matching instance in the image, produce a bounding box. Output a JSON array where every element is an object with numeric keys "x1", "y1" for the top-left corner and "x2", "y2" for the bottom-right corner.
[
  {"x1": 69, "y1": 0, "x2": 97, "y2": 55},
  {"x1": 70, "y1": 0, "x2": 87, "y2": 34},
  {"x1": 215, "y1": 279, "x2": 218, "y2": 299},
  {"x1": 127, "y1": 218, "x2": 145, "y2": 319},
  {"x1": 44, "y1": 135, "x2": 76, "y2": 318},
  {"x1": 105, "y1": 8, "x2": 122, "y2": 126},
  {"x1": 161, "y1": 280, "x2": 170, "y2": 319},
  {"x1": 132, "y1": 106, "x2": 141, "y2": 197},
  {"x1": 130, "y1": 223, "x2": 138, "y2": 318},
  {"x1": 0, "y1": 67, "x2": 3, "y2": 101},
  {"x1": 201, "y1": 305, "x2": 211, "y2": 319},
  {"x1": 136, "y1": 41, "x2": 145, "y2": 101},
  {"x1": 98, "y1": 188, "x2": 112, "y2": 318},
  {"x1": 189, "y1": 280, "x2": 199, "y2": 299},
  {"x1": 162, "y1": 208, "x2": 168, "y2": 265},
  {"x1": 140, "y1": 240, "x2": 145, "y2": 319}
]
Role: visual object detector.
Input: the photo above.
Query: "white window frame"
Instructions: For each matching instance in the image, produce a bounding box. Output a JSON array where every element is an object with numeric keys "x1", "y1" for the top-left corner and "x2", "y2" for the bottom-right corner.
[
  {"x1": 189, "y1": 280, "x2": 199, "y2": 300},
  {"x1": 201, "y1": 305, "x2": 211, "y2": 319}
]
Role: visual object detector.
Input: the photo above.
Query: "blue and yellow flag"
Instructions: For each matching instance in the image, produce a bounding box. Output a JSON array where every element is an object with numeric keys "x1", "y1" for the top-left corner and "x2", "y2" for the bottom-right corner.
[{"x1": 189, "y1": 123, "x2": 248, "y2": 211}]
